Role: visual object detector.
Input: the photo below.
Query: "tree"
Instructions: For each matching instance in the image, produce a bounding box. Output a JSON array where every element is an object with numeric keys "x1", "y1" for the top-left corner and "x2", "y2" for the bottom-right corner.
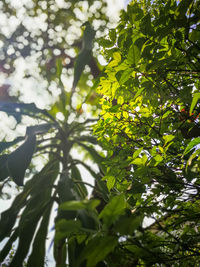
[
  {"x1": 94, "y1": 0, "x2": 200, "y2": 265},
  {"x1": 0, "y1": 0, "x2": 200, "y2": 266}
]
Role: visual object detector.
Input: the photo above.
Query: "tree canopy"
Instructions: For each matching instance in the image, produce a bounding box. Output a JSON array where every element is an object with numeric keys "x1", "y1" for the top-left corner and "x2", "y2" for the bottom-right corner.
[{"x1": 0, "y1": 0, "x2": 200, "y2": 266}]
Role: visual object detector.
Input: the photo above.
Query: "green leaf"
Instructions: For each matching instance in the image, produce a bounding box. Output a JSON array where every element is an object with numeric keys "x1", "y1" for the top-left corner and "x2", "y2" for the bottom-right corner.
[
  {"x1": 0, "y1": 189, "x2": 29, "y2": 241},
  {"x1": 26, "y1": 123, "x2": 54, "y2": 135},
  {"x1": 0, "y1": 136, "x2": 24, "y2": 154},
  {"x1": 72, "y1": 22, "x2": 95, "y2": 92},
  {"x1": 114, "y1": 214, "x2": 144, "y2": 235},
  {"x1": 72, "y1": 49, "x2": 92, "y2": 92},
  {"x1": 108, "y1": 104, "x2": 121, "y2": 113},
  {"x1": 109, "y1": 29, "x2": 116, "y2": 42},
  {"x1": 56, "y1": 57, "x2": 63, "y2": 80},
  {"x1": 9, "y1": 160, "x2": 58, "y2": 267},
  {"x1": 184, "y1": 137, "x2": 200, "y2": 155},
  {"x1": 74, "y1": 135, "x2": 98, "y2": 145},
  {"x1": 190, "y1": 93, "x2": 200, "y2": 115},
  {"x1": 9, "y1": 205, "x2": 47, "y2": 267},
  {"x1": 0, "y1": 228, "x2": 18, "y2": 262},
  {"x1": 105, "y1": 175, "x2": 115, "y2": 191},
  {"x1": 71, "y1": 165, "x2": 88, "y2": 198},
  {"x1": 27, "y1": 202, "x2": 53, "y2": 267},
  {"x1": 127, "y1": 44, "x2": 140, "y2": 66},
  {"x1": 75, "y1": 160, "x2": 109, "y2": 202},
  {"x1": 79, "y1": 236, "x2": 118, "y2": 267},
  {"x1": 163, "y1": 135, "x2": 175, "y2": 144},
  {"x1": 77, "y1": 208, "x2": 99, "y2": 230},
  {"x1": 186, "y1": 148, "x2": 200, "y2": 170},
  {"x1": 118, "y1": 68, "x2": 133, "y2": 85},
  {"x1": 8, "y1": 133, "x2": 36, "y2": 186},
  {"x1": 0, "y1": 154, "x2": 9, "y2": 182},
  {"x1": 78, "y1": 143, "x2": 106, "y2": 173},
  {"x1": 99, "y1": 194, "x2": 126, "y2": 226},
  {"x1": 0, "y1": 102, "x2": 50, "y2": 118},
  {"x1": 128, "y1": 180, "x2": 145, "y2": 194},
  {"x1": 60, "y1": 199, "x2": 100, "y2": 211},
  {"x1": 140, "y1": 13, "x2": 154, "y2": 36},
  {"x1": 55, "y1": 219, "x2": 82, "y2": 241}
]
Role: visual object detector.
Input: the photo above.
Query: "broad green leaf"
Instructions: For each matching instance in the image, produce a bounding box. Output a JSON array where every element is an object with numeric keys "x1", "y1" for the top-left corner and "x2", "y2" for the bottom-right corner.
[
  {"x1": 153, "y1": 154, "x2": 163, "y2": 165},
  {"x1": 108, "y1": 104, "x2": 121, "y2": 113},
  {"x1": 134, "y1": 87, "x2": 144, "y2": 99},
  {"x1": 163, "y1": 135, "x2": 175, "y2": 144},
  {"x1": 132, "y1": 147, "x2": 143, "y2": 160},
  {"x1": 78, "y1": 236, "x2": 118, "y2": 267},
  {"x1": 186, "y1": 149, "x2": 200, "y2": 170},
  {"x1": 118, "y1": 68, "x2": 133, "y2": 85},
  {"x1": 184, "y1": 137, "x2": 200, "y2": 155},
  {"x1": 99, "y1": 194, "x2": 126, "y2": 226},
  {"x1": 77, "y1": 208, "x2": 99, "y2": 230},
  {"x1": 131, "y1": 157, "x2": 143, "y2": 165},
  {"x1": 127, "y1": 44, "x2": 140, "y2": 66},
  {"x1": 82, "y1": 21, "x2": 96, "y2": 50},
  {"x1": 55, "y1": 219, "x2": 82, "y2": 242},
  {"x1": 140, "y1": 13, "x2": 154, "y2": 36},
  {"x1": 190, "y1": 93, "x2": 200, "y2": 115},
  {"x1": 60, "y1": 199, "x2": 100, "y2": 211},
  {"x1": 113, "y1": 52, "x2": 121, "y2": 62},
  {"x1": 105, "y1": 175, "x2": 115, "y2": 191},
  {"x1": 9, "y1": 206, "x2": 47, "y2": 267},
  {"x1": 128, "y1": 180, "x2": 145, "y2": 194},
  {"x1": 114, "y1": 214, "x2": 144, "y2": 235}
]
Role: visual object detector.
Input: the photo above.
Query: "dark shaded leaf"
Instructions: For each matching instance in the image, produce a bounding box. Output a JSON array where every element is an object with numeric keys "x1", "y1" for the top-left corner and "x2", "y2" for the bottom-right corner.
[
  {"x1": 77, "y1": 143, "x2": 106, "y2": 173},
  {"x1": 9, "y1": 160, "x2": 59, "y2": 267},
  {"x1": 71, "y1": 165, "x2": 88, "y2": 198},
  {"x1": 0, "y1": 136, "x2": 24, "y2": 154},
  {"x1": 8, "y1": 133, "x2": 36, "y2": 186},
  {"x1": 0, "y1": 154, "x2": 9, "y2": 181},
  {"x1": 78, "y1": 236, "x2": 118, "y2": 267},
  {"x1": 0, "y1": 228, "x2": 18, "y2": 262},
  {"x1": 72, "y1": 22, "x2": 95, "y2": 93},
  {"x1": 27, "y1": 201, "x2": 53, "y2": 267},
  {"x1": 99, "y1": 194, "x2": 126, "y2": 227}
]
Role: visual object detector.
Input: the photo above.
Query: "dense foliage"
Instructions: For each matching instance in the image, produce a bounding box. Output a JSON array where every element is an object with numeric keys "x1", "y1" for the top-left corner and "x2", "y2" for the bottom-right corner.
[
  {"x1": 0, "y1": 0, "x2": 200, "y2": 266},
  {"x1": 94, "y1": 0, "x2": 200, "y2": 265}
]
